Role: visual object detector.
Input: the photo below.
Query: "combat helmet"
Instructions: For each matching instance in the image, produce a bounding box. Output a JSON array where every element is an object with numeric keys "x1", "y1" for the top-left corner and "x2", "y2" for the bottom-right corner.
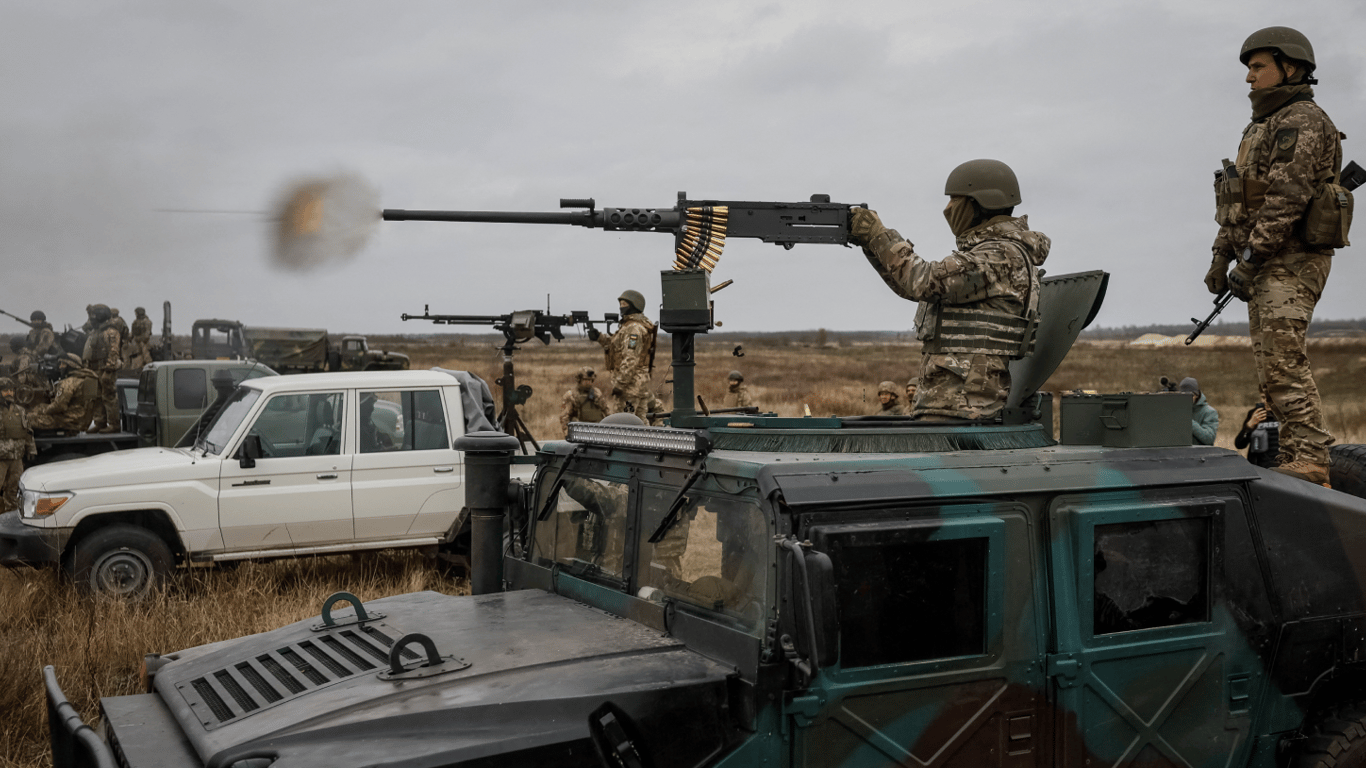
[
  {"x1": 90, "y1": 304, "x2": 112, "y2": 324},
  {"x1": 618, "y1": 290, "x2": 646, "y2": 314},
  {"x1": 944, "y1": 159, "x2": 1021, "y2": 209},
  {"x1": 878, "y1": 380, "x2": 899, "y2": 396},
  {"x1": 728, "y1": 370, "x2": 744, "y2": 382},
  {"x1": 30, "y1": 310, "x2": 45, "y2": 323},
  {"x1": 1240, "y1": 26, "x2": 1316, "y2": 71},
  {"x1": 575, "y1": 366, "x2": 596, "y2": 382}
]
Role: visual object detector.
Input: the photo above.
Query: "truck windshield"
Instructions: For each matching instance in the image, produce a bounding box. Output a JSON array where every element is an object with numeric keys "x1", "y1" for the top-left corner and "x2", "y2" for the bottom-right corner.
[{"x1": 196, "y1": 388, "x2": 261, "y2": 456}]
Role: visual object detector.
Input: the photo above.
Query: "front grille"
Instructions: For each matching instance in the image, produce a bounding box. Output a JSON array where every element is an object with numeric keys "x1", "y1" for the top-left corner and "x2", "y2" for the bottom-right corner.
[{"x1": 177, "y1": 621, "x2": 408, "y2": 730}]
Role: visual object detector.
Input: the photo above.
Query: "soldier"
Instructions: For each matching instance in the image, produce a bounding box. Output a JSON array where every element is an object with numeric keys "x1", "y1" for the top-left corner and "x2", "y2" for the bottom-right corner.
[
  {"x1": 905, "y1": 378, "x2": 919, "y2": 409},
  {"x1": 850, "y1": 159, "x2": 1050, "y2": 421},
  {"x1": 82, "y1": 304, "x2": 122, "y2": 433},
  {"x1": 869, "y1": 381, "x2": 908, "y2": 416},
  {"x1": 80, "y1": 305, "x2": 96, "y2": 334},
  {"x1": 1204, "y1": 27, "x2": 1341, "y2": 484},
  {"x1": 724, "y1": 371, "x2": 752, "y2": 409},
  {"x1": 559, "y1": 366, "x2": 611, "y2": 437},
  {"x1": 27, "y1": 354, "x2": 100, "y2": 433},
  {"x1": 110, "y1": 308, "x2": 131, "y2": 354},
  {"x1": 587, "y1": 290, "x2": 657, "y2": 416},
  {"x1": 127, "y1": 306, "x2": 154, "y2": 369},
  {"x1": 26, "y1": 311, "x2": 59, "y2": 357},
  {"x1": 0, "y1": 377, "x2": 38, "y2": 511}
]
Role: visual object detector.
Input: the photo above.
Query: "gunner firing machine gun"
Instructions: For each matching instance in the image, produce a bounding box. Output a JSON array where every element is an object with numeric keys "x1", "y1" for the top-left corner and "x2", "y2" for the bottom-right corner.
[{"x1": 401, "y1": 307, "x2": 619, "y2": 451}]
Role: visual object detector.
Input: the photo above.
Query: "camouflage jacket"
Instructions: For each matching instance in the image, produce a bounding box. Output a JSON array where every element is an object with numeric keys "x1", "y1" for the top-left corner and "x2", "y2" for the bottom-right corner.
[
  {"x1": 26, "y1": 322, "x2": 58, "y2": 356},
  {"x1": 1214, "y1": 86, "x2": 1342, "y2": 260},
  {"x1": 560, "y1": 385, "x2": 611, "y2": 435},
  {"x1": 34, "y1": 369, "x2": 99, "y2": 431},
  {"x1": 83, "y1": 323, "x2": 122, "y2": 371},
  {"x1": 724, "y1": 384, "x2": 752, "y2": 409},
  {"x1": 597, "y1": 313, "x2": 656, "y2": 400},
  {"x1": 131, "y1": 316, "x2": 153, "y2": 344},
  {"x1": 0, "y1": 400, "x2": 35, "y2": 459},
  {"x1": 864, "y1": 215, "x2": 1050, "y2": 420},
  {"x1": 111, "y1": 315, "x2": 130, "y2": 344},
  {"x1": 869, "y1": 400, "x2": 908, "y2": 416}
]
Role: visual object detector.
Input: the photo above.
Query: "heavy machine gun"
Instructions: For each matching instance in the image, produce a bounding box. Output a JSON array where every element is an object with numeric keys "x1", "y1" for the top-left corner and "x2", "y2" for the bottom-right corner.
[
  {"x1": 0, "y1": 308, "x2": 35, "y2": 329},
  {"x1": 382, "y1": 192, "x2": 864, "y2": 272},
  {"x1": 401, "y1": 307, "x2": 619, "y2": 451}
]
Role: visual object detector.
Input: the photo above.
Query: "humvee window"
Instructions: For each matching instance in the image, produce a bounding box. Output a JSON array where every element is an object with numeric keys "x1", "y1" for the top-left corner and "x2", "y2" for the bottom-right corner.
[
  {"x1": 826, "y1": 534, "x2": 987, "y2": 667},
  {"x1": 635, "y1": 487, "x2": 769, "y2": 633},
  {"x1": 1093, "y1": 518, "x2": 1210, "y2": 635},
  {"x1": 532, "y1": 477, "x2": 631, "y2": 583}
]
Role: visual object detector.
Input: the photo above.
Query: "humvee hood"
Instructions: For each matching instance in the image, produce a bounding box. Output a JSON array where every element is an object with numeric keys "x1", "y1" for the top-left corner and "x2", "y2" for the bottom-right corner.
[{"x1": 152, "y1": 589, "x2": 735, "y2": 768}]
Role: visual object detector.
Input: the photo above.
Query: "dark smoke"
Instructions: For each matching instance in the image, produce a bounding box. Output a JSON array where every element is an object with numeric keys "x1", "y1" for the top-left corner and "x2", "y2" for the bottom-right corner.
[{"x1": 271, "y1": 172, "x2": 379, "y2": 271}]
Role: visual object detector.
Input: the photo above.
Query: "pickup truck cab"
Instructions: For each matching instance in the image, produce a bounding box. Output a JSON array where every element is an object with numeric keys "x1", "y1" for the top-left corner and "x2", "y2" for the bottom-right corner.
[{"x1": 3, "y1": 369, "x2": 504, "y2": 597}]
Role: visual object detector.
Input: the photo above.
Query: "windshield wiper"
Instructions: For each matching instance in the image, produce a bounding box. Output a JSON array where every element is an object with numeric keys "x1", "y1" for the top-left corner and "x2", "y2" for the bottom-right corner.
[
  {"x1": 536, "y1": 447, "x2": 584, "y2": 521},
  {"x1": 647, "y1": 461, "x2": 707, "y2": 544}
]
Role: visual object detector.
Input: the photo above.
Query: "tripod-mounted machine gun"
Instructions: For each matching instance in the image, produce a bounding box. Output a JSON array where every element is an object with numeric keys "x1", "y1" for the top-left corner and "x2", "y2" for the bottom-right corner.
[{"x1": 401, "y1": 307, "x2": 619, "y2": 451}]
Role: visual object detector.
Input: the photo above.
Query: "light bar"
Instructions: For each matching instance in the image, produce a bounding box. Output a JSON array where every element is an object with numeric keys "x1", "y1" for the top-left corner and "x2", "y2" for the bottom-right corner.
[{"x1": 567, "y1": 422, "x2": 710, "y2": 456}]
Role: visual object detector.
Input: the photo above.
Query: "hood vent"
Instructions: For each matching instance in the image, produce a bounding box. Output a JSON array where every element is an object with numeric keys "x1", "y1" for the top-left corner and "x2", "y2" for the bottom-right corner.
[{"x1": 177, "y1": 623, "x2": 417, "y2": 731}]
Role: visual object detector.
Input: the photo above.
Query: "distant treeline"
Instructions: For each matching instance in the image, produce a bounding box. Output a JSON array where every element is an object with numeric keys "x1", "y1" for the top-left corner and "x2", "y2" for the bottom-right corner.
[{"x1": 1078, "y1": 318, "x2": 1366, "y2": 340}]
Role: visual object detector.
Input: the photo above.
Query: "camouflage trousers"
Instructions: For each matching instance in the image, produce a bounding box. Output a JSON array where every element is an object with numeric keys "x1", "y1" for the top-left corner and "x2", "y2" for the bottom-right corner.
[
  {"x1": 911, "y1": 351, "x2": 1011, "y2": 421},
  {"x1": 1247, "y1": 251, "x2": 1333, "y2": 466},
  {"x1": 91, "y1": 370, "x2": 119, "y2": 430},
  {"x1": 1, "y1": 457, "x2": 22, "y2": 512},
  {"x1": 609, "y1": 390, "x2": 653, "y2": 420}
]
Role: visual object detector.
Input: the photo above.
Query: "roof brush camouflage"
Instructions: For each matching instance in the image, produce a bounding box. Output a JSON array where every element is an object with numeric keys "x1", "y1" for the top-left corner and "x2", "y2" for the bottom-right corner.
[{"x1": 708, "y1": 423, "x2": 1051, "y2": 453}]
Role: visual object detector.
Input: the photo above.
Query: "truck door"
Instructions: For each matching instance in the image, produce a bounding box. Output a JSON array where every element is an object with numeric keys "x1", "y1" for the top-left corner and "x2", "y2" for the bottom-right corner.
[
  {"x1": 790, "y1": 505, "x2": 1047, "y2": 767},
  {"x1": 1047, "y1": 493, "x2": 1259, "y2": 768},
  {"x1": 351, "y1": 388, "x2": 461, "y2": 540},
  {"x1": 219, "y1": 390, "x2": 353, "y2": 549}
]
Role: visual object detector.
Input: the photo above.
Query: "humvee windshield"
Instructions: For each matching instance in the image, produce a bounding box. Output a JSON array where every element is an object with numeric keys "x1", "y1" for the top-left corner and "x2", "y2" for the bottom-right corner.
[{"x1": 533, "y1": 474, "x2": 770, "y2": 634}]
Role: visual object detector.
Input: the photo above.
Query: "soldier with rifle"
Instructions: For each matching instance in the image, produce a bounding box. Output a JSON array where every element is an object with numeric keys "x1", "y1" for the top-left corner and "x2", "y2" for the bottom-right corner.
[
  {"x1": 1204, "y1": 27, "x2": 1347, "y2": 484},
  {"x1": 588, "y1": 290, "x2": 657, "y2": 417},
  {"x1": 27, "y1": 354, "x2": 99, "y2": 433},
  {"x1": 849, "y1": 159, "x2": 1051, "y2": 422}
]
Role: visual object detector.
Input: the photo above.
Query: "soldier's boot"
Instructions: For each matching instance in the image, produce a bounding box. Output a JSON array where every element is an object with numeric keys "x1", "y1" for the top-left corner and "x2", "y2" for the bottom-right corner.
[{"x1": 1271, "y1": 460, "x2": 1329, "y2": 486}]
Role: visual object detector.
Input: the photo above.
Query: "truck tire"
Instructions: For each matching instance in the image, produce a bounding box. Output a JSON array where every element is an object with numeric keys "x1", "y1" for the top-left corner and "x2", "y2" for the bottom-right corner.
[
  {"x1": 1296, "y1": 708, "x2": 1366, "y2": 768},
  {"x1": 1331, "y1": 445, "x2": 1366, "y2": 500},
  {"x1": 68, "y1": 524, "x2": 173, "y2": 599}
]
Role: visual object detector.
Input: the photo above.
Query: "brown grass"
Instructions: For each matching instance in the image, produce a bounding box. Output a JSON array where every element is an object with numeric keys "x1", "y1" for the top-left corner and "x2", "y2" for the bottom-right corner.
[{"x1": 6, "y1": 334, "x2": 1366, "y2": 767}]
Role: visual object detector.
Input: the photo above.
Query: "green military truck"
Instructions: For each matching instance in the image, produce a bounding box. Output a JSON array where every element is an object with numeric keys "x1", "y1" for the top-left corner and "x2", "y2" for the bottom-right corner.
[
  {"x1": 190, "y1": 319, "x2": 410, "y2": 374},
  {"x1": 41, "y1": 269, "x2": 1366, "y2": 768}
]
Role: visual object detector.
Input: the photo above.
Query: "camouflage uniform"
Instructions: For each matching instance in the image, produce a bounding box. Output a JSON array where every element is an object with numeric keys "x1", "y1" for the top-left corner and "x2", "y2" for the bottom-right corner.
[
  {"x1": 128, "y1": 309, "x2": 154, "y2": 369},
  {"x1": 864, "y1": 216, "x2": 1050, "y2": 420},
  {"x1": 869, "y1": 381, "x2": 908, "y2": 416},
  {"x1": 1213, "y1": 84, "x2": 1340, "y2": 466},
  {"x1": 28, "y1": 363, "x2": 99, "y2": 432},
  {"x1": 26, "y1": 321, "x2": 58, "y2": 357},
  {"x1": 83, "y1": 318, "x2": 122, "y2": 431},
  {"x1": 0, "y1": 389, "x2": 37, "y2": 511},
  {"x1": 597, "y1": 313, "x2": 657, "y2": 416},
  {"x1": 724, "y1": 383, "x2": 752, "y2": 410},
  {"x1": 110, "y1": 310, "x2": 130, "y2": 353},
  {"x1": 559, "y1": 371, "x2": 611, "y2": 437}
]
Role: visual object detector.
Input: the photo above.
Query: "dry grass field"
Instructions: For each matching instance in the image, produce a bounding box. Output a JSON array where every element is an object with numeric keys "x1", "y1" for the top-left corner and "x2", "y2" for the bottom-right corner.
[{"x1": 4, "y1": 333, "x2": 1365, "y2": 766}]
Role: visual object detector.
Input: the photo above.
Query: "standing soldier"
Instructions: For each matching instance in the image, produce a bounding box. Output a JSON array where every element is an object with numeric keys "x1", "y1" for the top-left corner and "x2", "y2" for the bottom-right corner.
[
  {"x1": 27, "y1": 354, "x2": 100, "y2": 433},
  {"x1": 1204, "y1": 27, "x2": 1341, "y2": 484},
  {"x1": 0, "y1": 377, "x2": 38, "y2": 510},
  {"x1": 850, "y1": 159, "x2": 1050, "y2": 421},
  {"x1": 110, "y1": 308, "x2": 131, "y2": 356},
  {"x1": 559, "y1": 366, "x2": 612, "y2": 436},
  {"x1": 587, "y1": 290, "x2": 657, "y2": 416},
  {"x1": 869, "y1": 381, "x2": 908, "y2": 416},
  {"x1": 82, "y1": 304, "x2": 122, "y2": 433},
  {"x1": 724, "y1": 371, "x2": 753, "y2": 409},
  {"x1": 128, "y1": 307, "x2": 154, "y2": 369},
  {"x1": 26, "y1": 311, "x2": 59, "y2": 357}
]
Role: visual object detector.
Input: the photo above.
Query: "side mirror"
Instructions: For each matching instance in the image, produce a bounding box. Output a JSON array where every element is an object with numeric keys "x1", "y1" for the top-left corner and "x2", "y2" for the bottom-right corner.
[
  {"x1": 782, "y1": 540, "x2": 839, "y2": 674},
  {"x1": 239, "y1": 434, "x2": 262, "y2": 469}
]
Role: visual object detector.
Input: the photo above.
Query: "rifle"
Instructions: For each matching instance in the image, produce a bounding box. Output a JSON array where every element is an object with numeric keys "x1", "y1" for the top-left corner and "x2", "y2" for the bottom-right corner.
[
  {"x1": 0, "y1": 309, "x2": 34, "y2": 329},
  {"x1": 402, "y1": 307, "x2": 620, "y2": 451},
  {"x1": 382, "y1": 192, "x2": 864, "y2": 271},
  {"x1": 1186, "y1": 291, "x2": 1233, "y2": 345}
]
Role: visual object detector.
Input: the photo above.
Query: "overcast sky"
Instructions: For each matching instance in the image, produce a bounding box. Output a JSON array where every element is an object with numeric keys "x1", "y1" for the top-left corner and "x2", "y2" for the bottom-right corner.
[{"x1": 3, "y1": 0, "x2": 1364, "y2": 338}]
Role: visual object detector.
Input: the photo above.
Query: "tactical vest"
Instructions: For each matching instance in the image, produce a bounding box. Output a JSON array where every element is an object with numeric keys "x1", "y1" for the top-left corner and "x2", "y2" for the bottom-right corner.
[
  {"x1": 580, "y1": 397, "x2": 607, "y2": 423},
  {"x1": 914, "y1": 243, "x2": 1041, "y2": 359},
  {"x1": 0, "y1": 404, "x2": 28, "y2": 440}
]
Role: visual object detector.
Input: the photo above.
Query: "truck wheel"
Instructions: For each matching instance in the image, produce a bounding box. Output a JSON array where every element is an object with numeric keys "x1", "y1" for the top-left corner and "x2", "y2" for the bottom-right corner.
[
  {"x1": 1296, "y1": 708, "x2": 1366, "y2": 768},
  {"x1": 1330, "y1": 445, "x2": 1366, "y2": 500},
  {"x1": 68, "y1": 524, "x2": 173, "y2": 599}
]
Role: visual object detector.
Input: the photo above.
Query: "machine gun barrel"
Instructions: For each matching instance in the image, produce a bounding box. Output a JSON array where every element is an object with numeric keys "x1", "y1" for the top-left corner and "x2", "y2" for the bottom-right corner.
[
  {"x1": 1186, "y1": 291, "x2": 1233, "y2": 345},
  {"x1": 383, "y1": 209, "x2": 601, "y2": 226},
  {"x1": 0, "y1": 309, "x2": 35, "y2": 329}
]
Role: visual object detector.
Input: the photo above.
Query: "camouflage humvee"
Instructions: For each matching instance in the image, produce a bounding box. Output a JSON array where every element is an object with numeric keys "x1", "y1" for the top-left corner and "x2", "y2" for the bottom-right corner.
[{"x1": 45, "y1": 271, "x2": 1366, "y2": 768}]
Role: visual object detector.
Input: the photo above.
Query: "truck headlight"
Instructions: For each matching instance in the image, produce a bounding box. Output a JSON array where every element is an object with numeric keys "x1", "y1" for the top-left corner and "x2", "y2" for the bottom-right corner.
[{"x1": 22, "y1": 490, "x2": 73, "y2": 519}]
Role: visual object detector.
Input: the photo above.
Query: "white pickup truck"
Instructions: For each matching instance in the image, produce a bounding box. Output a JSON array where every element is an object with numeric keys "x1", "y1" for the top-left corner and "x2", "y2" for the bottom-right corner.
[{"x1": 1, "y1": 370, "x2": 519, "y2": 597}]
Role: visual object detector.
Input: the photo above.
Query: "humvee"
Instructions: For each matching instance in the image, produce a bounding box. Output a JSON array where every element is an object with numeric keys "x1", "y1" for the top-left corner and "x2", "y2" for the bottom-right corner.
[{"x1": 45, "y1": 270, "x2": 1366, "y2": 768}]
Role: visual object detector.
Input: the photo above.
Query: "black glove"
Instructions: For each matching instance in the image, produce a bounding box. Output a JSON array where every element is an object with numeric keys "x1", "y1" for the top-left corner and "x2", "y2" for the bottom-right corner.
[
  {"x1": 1204, "y1": 252, "x2": 1233, "y2": 294},
  {"x1": 587, "y1": 328, "x2": 601, "y2": 341},
  {"x1": 1228, "y1": 260, "x2": 1257, "y2": 302}
]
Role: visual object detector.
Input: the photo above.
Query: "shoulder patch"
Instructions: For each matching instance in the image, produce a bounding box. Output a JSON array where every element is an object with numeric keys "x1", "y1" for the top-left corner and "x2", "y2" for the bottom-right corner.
[{"x1": 1276, "y1": 128, "x2": 1298, "y2": 152}]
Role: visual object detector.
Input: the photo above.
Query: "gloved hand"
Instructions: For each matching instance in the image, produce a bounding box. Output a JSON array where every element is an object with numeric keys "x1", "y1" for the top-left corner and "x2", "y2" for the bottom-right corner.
[
  {"x1": 1228, "y1": 260, "x2": 1257, "y2": 302},
  {"x1": 1204, "y1": 252, "x2": 1234, "y2": 294},
  {"x1": 587, "y1": 327, "x2": 601, "y2": 342},
  {"x1": 849, "y1": 207, "x2": 887, "y2": 248}
]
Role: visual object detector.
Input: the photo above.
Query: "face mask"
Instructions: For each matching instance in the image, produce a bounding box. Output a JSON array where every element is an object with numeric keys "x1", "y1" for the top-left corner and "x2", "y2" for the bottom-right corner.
[{"x1": 943, "y1": 197, "x2": 976, "y2": 236}]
